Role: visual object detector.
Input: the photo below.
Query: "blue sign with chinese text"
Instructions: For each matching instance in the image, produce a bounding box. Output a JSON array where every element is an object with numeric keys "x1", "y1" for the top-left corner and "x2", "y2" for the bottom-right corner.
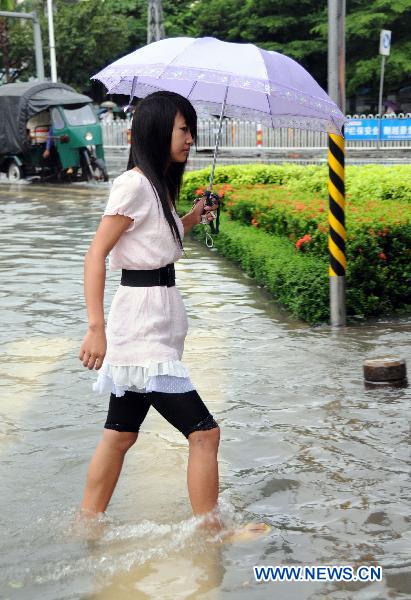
[{"x1": 344, "y1": 119, "x2": 411, "y2": 141}]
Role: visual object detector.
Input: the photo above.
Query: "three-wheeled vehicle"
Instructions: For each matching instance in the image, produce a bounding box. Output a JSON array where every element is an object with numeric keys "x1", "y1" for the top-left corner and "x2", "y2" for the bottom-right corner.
[{"x1": 0, "y1": 81, "x2": 108, "y2": 182}]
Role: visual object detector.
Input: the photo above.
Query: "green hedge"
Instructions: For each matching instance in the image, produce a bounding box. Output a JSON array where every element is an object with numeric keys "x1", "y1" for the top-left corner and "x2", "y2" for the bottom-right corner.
[
  {"x1": 178, "y1": 164, "x2": 411, "y2": 323},
  {"x1": 222, "y1": 186, "x2": 411, "y2": 316},
  {"x1": 180, "y1": 163, "x2": 411, "y2": 204},
  {"x1": 186, "y1": 212, "x2": 330, "y2": 324}
]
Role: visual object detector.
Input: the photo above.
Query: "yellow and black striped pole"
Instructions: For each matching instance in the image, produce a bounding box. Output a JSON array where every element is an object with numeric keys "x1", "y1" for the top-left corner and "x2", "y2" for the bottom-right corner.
[{"x1": 328, "y1": 131, "x2": 346, "y2": 325}]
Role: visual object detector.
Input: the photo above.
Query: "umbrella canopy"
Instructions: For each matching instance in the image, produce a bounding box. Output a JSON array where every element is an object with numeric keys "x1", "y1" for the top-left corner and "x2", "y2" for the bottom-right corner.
[{"x1": 93, "y1": 36, "x2": 346, "y2": 135}]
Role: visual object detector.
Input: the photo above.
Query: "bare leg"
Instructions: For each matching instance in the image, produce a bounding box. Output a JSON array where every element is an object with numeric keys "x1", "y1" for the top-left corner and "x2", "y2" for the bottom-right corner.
[
  {"x1": 187, "y1": 427, "x2": 270, "y2": 541},
  {"x1": 187, "y1": 427, "x2": 221, "y2": 529},
  {"x1": 80, "y1": 429, "x2": 138, "y2": 514}
]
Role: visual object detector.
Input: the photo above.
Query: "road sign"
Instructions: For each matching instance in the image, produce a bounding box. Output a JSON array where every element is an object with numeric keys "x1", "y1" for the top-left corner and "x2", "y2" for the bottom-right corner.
[{"x1": 379, "y1": 30, "x2": 391, "y2": 56}]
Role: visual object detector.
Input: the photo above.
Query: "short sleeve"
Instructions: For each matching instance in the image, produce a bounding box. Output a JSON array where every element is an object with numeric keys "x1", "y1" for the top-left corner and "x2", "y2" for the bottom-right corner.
[{"x1": 103, "y1": 172, "x2": 150, "y2": 232}]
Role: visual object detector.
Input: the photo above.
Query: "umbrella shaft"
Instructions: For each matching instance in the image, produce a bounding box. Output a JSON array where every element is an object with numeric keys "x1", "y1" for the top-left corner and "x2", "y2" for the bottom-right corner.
[{"x1": 208, "y1": 86, "x2": 229, "y2": 191}]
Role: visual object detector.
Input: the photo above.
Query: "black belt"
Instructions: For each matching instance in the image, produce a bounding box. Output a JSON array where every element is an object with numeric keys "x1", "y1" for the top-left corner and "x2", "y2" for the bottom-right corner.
[{"x1": 121, "y1": 263, "x2": 175, "y2": 287}]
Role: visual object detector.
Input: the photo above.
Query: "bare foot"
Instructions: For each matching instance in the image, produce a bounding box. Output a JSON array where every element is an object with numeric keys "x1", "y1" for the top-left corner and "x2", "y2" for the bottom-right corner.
[
  {"x1": 196, "y1": 512, "x2": 224, "y2": 535},
  {"x1": 72, "y1": 508, "x2": 107, "y2": 541},
  {"x1": 222, "y1": 522, "x2": 272, "y2": 544}
]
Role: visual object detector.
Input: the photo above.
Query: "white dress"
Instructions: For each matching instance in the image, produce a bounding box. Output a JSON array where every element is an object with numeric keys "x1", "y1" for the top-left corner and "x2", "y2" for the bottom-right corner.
[{"x1": 93, "y1": 169, "x2": 195, "y2": 397}]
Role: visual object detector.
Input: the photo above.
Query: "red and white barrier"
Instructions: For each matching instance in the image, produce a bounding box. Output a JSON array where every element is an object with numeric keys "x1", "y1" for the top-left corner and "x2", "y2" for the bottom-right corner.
[{"x1": 256, "y1": 123, "x2": 263, "y2": 147}]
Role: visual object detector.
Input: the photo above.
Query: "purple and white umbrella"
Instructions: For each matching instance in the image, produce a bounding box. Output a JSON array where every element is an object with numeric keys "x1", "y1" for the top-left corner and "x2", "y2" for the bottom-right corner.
[{"x1": 93, "y1": 37, "x2": 346, "y2": 189}]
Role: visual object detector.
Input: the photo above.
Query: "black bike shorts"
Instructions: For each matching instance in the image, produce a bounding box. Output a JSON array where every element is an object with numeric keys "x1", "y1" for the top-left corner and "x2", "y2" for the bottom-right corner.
[{"x1": 104, "y1": 389, "x2": 219, "y2": 439}]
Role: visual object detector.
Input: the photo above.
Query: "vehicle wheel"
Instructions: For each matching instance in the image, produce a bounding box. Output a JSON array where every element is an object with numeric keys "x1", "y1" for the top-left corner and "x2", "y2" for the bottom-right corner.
[
  {"x1": 7, "y1": 161, "x2": 23, "y2": 182},
  {"x1": 92, "y1": 158, "x2": 109, "y2": 182}
]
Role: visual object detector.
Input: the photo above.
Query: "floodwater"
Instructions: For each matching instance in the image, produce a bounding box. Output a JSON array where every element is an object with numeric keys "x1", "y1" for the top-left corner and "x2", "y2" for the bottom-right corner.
[{"x1": 0, "y1": 180, "x2": 410, "y2": 600}]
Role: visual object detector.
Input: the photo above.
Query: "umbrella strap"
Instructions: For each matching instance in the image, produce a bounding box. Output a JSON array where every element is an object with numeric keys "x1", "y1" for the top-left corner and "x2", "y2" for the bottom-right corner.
[
  {"x1": 202, "y1": 224, "x2": 215, "y2": 248},
  {"x1": 200, "y1": 201, "x2": 221, "y2": 247},
  {"x1": 199, "y1": 211, "x2": 216, "y2": 248},
  {"x1": 192, "y1": 195, "x2": 220, "y2": 248}
]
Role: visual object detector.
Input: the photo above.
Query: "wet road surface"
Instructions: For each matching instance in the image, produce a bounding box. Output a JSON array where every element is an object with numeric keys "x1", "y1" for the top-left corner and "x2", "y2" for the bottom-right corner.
[{"x1": 0, "y1": 180, "x2": 410, "y2": 599}]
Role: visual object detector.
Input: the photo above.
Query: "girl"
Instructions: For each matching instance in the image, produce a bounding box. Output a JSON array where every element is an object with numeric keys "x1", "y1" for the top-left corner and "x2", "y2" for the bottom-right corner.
[{"x1": 78, "y1": 91, "x2": 221, "y2": 529}]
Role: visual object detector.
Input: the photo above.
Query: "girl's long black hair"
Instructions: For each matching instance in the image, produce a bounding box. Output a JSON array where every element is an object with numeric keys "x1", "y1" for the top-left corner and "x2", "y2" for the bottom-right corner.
[{"x1": 127, "y1": 91, "x2": 197, "y2": 250}]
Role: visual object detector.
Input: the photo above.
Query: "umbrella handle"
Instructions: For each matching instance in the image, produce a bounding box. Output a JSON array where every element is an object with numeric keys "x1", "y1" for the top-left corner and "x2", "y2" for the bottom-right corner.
[{"x1": 208, "y1": 85, "x2": 229, "y2": 192}]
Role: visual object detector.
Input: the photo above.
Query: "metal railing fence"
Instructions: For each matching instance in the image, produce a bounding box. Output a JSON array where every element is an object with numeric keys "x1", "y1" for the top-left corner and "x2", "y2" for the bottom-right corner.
[{"x1": 101, "y1": 114, "x2": 411, "y2": 150}]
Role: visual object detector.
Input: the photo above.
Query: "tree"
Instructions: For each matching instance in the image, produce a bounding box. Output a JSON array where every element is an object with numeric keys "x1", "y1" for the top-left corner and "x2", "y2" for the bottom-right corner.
[
  {"x1": 4, "y1": 0, "x2": 141, "y2": 91},
  {"x1": 183, "y1": 0, "x2": 328, "y2": 92},
  {"x1": 345, "y1": 0, "x2": 411, "y2": 100},
  {"x1": 0, "y1": 0, "x2": 16, "y2": 83},
  {"x1": 52, "y1": 0, "x2": 135, "y2": 91},
  {"x1": 311, "y1": 0, "x2": 411, "y2": 104},
  {"x1": 2, "y1": 0, "x2": 410, "y2": 111},
  {"x1": 182, "y1": 0, "x2": 411, "y2": 106}
]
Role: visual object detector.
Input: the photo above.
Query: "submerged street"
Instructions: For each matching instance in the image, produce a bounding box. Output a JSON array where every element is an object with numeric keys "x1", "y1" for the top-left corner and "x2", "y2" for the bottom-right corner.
[{"x1": 0, "y1": 181, "x2": 410, "y2": 599}]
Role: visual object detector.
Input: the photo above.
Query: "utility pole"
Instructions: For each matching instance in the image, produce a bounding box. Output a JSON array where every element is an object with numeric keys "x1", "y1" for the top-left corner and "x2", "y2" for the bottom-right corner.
[
  {"x1": 47, "y1": 0, "x2": 57, "y2": 82},
  {"x1": 328, "y1": 0, "x2": 346, "y2": 113},
  {"x1": 0, "y1": 10, "x2": 45, "y2": 81},
  {"x1": 327, "y1": 0, "x2": 346, "y2": 326},
  {"x1": 147, "y1": 0, "x2": 164, "y2": 44}
]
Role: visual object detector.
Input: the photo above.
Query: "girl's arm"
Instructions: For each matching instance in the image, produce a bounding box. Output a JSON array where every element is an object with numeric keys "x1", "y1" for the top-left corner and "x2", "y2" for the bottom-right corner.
[
  {"x1": 79, "y1": 214, "x2": 132, "y2": 370},
  {"x1": 180, "y1": 210, "x2": 197, "y2": 235}
]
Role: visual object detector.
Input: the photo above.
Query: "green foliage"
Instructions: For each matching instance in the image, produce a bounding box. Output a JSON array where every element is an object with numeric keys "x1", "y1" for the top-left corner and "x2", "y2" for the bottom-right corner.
[
  {"x1": 183, "y1": 211, "x2": 330, "y2": 324},
  {"x1": 3, "y1": 0, "x2": 410, "y2": 99},
  {"x1": 179, "y1": 164, "x2": 411, "y2": 322},
  {"x1": 180, "y1": 0, "x2": 328, "y2": 87},
  {"x1": 344, "y1": 0, "x2": 411, "y2": 96},
  {"x1": 3, "y1": 0, "x2": 142, "y2": 87},
  {"x1": 224, "y1": 192, "x2": 411, "y2": 318},
  {"x1": 6, "y1": 17, "x2": 33, "y2": 79},
  {"x1": 0, "y1": 0, "x2": 16, "y2": 83},
  {"x1": 182, "y1": 163, "x2": 411, "y2": 203},
  {"x1": 346, "y1": 165, "x2": 411, "y2": 203},
  {"x1": 51, "y1": 0, "x2": 130, "y2": 89}
]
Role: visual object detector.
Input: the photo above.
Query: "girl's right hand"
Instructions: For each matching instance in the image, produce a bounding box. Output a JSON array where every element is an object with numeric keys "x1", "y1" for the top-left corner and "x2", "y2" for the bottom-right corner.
[
  {"x1": 79, "y1": 326, "x2": 107, "y2": 370},
  {"x1": 191, "y1": 196, "x2": 218, "y2": 225}
]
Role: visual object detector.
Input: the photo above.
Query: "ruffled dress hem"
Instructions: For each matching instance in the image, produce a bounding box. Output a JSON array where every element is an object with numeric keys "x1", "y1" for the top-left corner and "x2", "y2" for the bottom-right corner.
[{"x1": 93, "y1": 359, "x2": 194, "y2": 397}]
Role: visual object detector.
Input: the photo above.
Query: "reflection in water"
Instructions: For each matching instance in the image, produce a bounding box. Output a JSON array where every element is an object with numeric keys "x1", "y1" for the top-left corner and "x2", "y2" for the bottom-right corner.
[{"x1": 0, "y1": 181, "x2": 410, "y2": 599}]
